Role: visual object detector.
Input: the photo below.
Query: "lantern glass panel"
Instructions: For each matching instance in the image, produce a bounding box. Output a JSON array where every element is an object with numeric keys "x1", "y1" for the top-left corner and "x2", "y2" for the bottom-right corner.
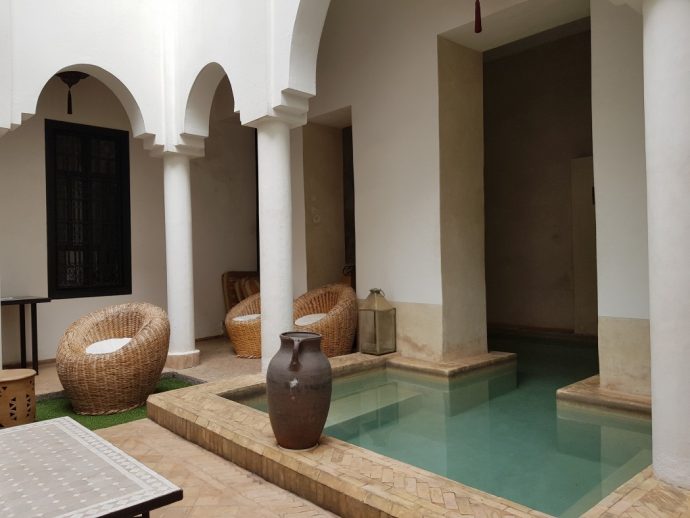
[
  {"x1": 374, "y1": 309, "x2": 396, "y2": 354},
  {"x1": 358, "y1": 288, "x2": 397, "y2": 355},
  {"x1": 358, "y1": 309, "x2": 377, "y2": 353}
]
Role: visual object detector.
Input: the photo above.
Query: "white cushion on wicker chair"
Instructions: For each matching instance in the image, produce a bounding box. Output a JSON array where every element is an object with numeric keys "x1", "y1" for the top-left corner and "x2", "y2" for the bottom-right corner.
[
  {"x1": 232, "y1": 313, "x2": 260, "y2": 323},
  {"x1": 85, "y1": 337, "x2": 131, "y2": 355},
  {"x1": 294, "y1": 313, "x2": 327, "y2": 326}
]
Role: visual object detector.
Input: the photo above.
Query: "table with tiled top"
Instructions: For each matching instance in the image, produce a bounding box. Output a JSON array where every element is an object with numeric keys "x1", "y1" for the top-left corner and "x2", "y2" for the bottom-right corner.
[{"x1": 0, "y1": 417, "x2": 182, "y2": 517}]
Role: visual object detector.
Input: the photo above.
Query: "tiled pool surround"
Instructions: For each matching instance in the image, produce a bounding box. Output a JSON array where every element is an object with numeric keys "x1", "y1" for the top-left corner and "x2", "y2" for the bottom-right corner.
[
  {"x1": 148, "y1": 352, "x2": 552, "y2": 517},
  {"x1": 146, "y1": 351, "x2": 652, "y2": 517}
]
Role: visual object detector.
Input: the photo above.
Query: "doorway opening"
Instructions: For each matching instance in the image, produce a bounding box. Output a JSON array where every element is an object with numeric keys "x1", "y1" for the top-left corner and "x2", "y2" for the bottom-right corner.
[
  {"x1": 302, "y1": 107, "x2": 356, "y2": 291},
  {"x1": 482, "y1": 20, "x2": 597, "y2": 340},
  {"x1": 437, "y1": 1, "x2": 597, "y2": 363}
]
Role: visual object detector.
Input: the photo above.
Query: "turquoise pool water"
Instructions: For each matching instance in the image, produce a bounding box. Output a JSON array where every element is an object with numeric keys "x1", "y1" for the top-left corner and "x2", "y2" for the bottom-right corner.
[{"x1": 239, "y1": 338, "x2": 651, "y2": 517}]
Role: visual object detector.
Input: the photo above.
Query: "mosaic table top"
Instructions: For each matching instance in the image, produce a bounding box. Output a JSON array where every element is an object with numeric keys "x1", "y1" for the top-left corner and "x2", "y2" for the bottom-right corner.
[{"x1": 0, "y1": 417, "x2": 182, "y2": 518}]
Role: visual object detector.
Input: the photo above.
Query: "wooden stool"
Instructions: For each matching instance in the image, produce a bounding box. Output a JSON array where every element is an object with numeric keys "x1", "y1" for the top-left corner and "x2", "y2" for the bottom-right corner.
[{"x1": 0, "y1": 369, "x2": 37, "y2": 428}]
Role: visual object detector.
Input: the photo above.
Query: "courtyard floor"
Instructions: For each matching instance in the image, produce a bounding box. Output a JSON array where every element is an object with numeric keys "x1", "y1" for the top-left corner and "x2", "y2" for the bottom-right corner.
[
  {"x1": 97, "y1": 419, "x2": 335, "y2": 518},
  {"x1": 34, "y1": 336, "x2": 333, "y2": 517}
]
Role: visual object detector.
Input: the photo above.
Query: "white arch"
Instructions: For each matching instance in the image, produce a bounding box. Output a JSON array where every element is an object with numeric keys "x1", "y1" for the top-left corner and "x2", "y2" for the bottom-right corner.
[
  {"x1": 287, "y1": 0, "x2": 331, "y2": 97},
  {"x1": 0, "y1": 63, "x2": 159, "y2": 149},
  {"x1": 183, "y1": 62, "x2": 231, "y2": 138},
  {"x1": 47, "y1": 65, "x2": 149, "y2": 139}
]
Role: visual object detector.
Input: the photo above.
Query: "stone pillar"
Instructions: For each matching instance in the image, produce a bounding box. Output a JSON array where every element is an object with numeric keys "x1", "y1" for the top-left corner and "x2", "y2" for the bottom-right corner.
[
  {"x1": 256, "y1": 119, "x2": 294, "y2": 371},
  {"x1": 643, "y1": 0, "x2": 690, "y2": 488},
  {"x1": 163, "y1": 153, "x2": 199, "y2": 369}
]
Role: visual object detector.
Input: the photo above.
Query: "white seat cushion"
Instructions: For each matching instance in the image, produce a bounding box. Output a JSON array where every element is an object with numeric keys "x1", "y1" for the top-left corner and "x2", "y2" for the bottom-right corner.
[
  {"x1": 295, "y1": 313, "x2": 327, "y2": 326},
  {"x1": 85, "y1": 337, "x2": 131, "y2": 355},
  {"x1": 232, "y1": 313, "x2": 261, "y2": 323}
]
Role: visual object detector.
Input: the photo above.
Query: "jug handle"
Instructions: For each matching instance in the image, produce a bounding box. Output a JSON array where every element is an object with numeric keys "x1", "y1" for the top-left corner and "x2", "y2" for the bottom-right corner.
[{"x1": 289, "y1": 339, "x2": 301, "y2": 371}]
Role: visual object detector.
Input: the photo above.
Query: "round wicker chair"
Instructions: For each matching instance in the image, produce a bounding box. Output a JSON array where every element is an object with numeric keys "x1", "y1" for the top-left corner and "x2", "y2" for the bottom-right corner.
[
  {"x1": 56, "y1": 303, "x2": 170, "y2": 415},
  {"x1": 293, "y1": 284, "x2": 357, "y2": 357},
  {"x1": 225, "y1": 293, "x2": 262, "y2": 358}
]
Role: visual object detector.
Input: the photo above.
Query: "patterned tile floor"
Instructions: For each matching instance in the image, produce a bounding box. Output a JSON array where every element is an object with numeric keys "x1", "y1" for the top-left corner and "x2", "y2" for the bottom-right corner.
[
  {"x1": 582, "y1": 467, "x2": 690, "y2": 517},
  {"x1": 97, "y1": 419, "x2": 335, "y2": 518}
]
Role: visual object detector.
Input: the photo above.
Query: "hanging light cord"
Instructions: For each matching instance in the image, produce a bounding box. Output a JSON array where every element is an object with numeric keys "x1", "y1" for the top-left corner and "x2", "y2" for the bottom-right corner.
[
  {"x1": 55, "y1": 72, "x2": 89, "y2": 115},
  {"x1": 475, "y1": 0, "x2": 482, "y2": 34}
]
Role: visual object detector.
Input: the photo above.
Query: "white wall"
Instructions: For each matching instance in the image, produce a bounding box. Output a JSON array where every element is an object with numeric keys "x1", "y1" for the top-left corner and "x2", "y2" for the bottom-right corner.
[
  {"x1": 309, "y1": 0, "x2": 588, "y2": 360},
  {"x1": 7, "y1": 0, "x2": 166, "y2": 144},
  {"x1": 310, "y1": 0, "x2": 474, "y2": 305},
  {"x1": 1, "y1": 0, "x2": 330, "y2": 150},
  {"x1": 0, "y1": 75, "x2": 259, "y2": 363},
  {"x1": 591, "y1": 0, "x2": 650, "y2": 395},
  {"x1": 310, "y1": 0, "x2": 577, "y2": 305},
  {"x1": 591, "y1": 0, "x2": 648, "y2": 320},
  {"x1": 0, "y1": 0, "x2": 332, "y2": 363},
  {"x1": 0, "y1": 77, "x2": 166, "y2": 364}
]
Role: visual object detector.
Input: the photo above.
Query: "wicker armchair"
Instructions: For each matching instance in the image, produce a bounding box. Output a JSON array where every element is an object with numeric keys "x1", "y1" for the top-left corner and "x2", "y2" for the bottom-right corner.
[
  {"x1": 225, "y1": 293, "x2": 262, "y2": 358},
  {"x1": 221, "y1": 271, "x2": 259, "y2": 313},
  {"x1": 293, "y1": 284, "x2": 357, "y2": 357},
  {"x1": 56, "y1": 303, "x2": 170, "y2": 415}
]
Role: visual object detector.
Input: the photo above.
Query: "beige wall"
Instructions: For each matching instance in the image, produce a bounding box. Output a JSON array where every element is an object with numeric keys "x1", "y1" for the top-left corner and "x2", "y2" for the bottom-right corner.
[
  {"x1": 394, "y1": 300, "x2": 444, "y2": 362},
  {"x1": 290, "y1": 127, "x2": 308, "y2": 298},
  {"x1": 438, "y1": 37, "x2": 488, "y2": 359},
  {"x1": 302, "y1": 122, "x2": 345, "y2": 290},
  {"x1": 571, "y1": 157, "x2": 598, "y2": 335},
  {"x1": 483, "y1": 31, "x2": 593, "y2": 332},
  {"x1": 0, "y1": 76, "x2": 256, "y2": 363},
  {"x1": 598, "y1": 316, "x2": 650, "y2": 396}
]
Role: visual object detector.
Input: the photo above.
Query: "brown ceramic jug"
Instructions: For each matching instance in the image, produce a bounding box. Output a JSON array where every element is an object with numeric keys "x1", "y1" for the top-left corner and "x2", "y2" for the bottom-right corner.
[{"x1": 266, "y1": 332, "x2": 332, "y2": 450}]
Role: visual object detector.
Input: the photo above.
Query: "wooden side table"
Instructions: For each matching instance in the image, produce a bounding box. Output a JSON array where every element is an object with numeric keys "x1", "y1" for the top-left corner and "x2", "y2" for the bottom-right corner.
[{"x1": 0, "y1": 369, "x2": 36, "y2": 428}]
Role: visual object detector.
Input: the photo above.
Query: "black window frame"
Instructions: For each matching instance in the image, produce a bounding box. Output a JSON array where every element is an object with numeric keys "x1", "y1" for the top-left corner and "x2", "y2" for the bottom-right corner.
[{"x1": 45, "y1": 119, "x2": 132, "y2": 299}]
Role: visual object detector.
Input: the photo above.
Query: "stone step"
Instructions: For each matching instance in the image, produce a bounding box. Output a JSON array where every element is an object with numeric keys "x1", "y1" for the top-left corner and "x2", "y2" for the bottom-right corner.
[{"x1": 326, "y1": 382, "x2": 423, "y2": 427}]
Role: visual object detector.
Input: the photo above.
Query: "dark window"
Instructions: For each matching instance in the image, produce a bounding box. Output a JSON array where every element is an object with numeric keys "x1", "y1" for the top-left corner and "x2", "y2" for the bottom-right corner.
[{"x1": 45, "y1": 120, "x2": 131, "y2": 299}]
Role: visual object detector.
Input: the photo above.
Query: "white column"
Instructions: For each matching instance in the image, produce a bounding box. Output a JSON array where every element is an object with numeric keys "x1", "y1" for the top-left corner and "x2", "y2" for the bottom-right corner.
[
  {"x1": 643, "y1": 0, "x2": 690, "y2": 488},
  {"x1": 163, "y1": 153, "x2": 199, "y2": 369},
  {"x1": 257, "y1": 119, "x2": 294, "y2": 371}
]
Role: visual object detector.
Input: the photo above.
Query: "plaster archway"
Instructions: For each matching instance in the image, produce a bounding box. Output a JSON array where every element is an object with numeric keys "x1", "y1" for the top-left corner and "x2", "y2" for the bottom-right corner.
[
  {"x1": 55, "y1": 65, "x2": 147, "y2": 136},
  {"x1": 183, "y1": 62, "x2": 233, "y2": 139},
  {"x1": 287, "y1": 0, "x2": 331, "y2": 96},
  {"x1": 25, "y1": 64, "x2": 160, "y2": 154}
]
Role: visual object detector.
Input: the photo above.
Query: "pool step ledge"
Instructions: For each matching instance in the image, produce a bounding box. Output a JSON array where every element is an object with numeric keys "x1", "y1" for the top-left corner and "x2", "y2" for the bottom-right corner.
[
  {"x1": 386, "y1": 351, "x2": 516, "y2": 377},
  {"x1": 557, "y1": 375, "x2": 651, "y2": 416}
]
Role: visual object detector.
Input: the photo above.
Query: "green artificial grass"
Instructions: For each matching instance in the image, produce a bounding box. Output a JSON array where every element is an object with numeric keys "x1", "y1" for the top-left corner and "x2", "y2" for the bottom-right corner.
[{"x1": 36, "y1": 376, "x2": 193, "y2": 431}]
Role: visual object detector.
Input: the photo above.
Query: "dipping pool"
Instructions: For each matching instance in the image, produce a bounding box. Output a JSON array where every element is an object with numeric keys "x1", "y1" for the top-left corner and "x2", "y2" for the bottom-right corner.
[{"x1": 238, "y1": 339, "x2": 651, "y2": 517}]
